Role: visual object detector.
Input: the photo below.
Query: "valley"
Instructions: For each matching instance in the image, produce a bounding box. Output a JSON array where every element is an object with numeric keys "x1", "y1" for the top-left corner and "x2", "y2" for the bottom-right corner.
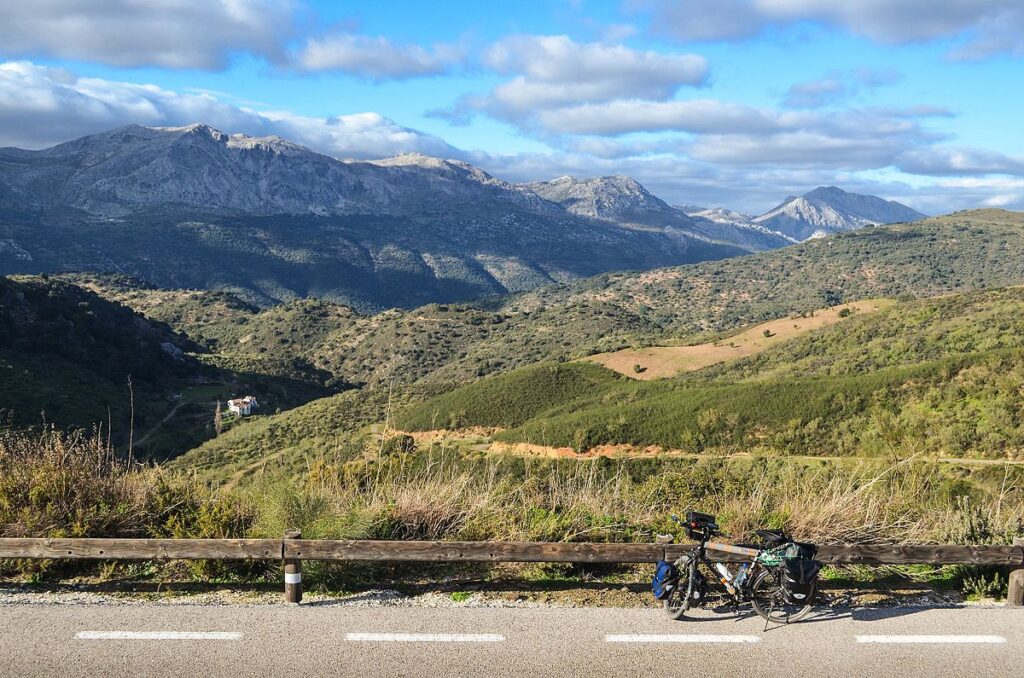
[{"x1": 2, "y1": 130, "x2": 1023, "y2": 604}]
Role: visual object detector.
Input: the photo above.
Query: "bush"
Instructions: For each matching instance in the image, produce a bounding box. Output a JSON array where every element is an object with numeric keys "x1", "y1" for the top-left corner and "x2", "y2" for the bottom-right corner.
[{"x1": 0, "y1": 428, "x2": 253, "y2": 541}]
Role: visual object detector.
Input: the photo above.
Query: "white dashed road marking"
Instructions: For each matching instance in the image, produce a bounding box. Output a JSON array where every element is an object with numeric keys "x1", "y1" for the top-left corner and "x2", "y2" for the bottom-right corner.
[
  {"x1": 346, "y1": 633, "x2": 505, "y2": 643},
  {"x1": 856, "y1": 635, "x2": 1006, "y2": 644},
  {"x1": 605, "y1": 634, "x2": 761, "y2": 644},
  {"x1": 76, "y1": 631, "x2": 242, "y2": 641}
]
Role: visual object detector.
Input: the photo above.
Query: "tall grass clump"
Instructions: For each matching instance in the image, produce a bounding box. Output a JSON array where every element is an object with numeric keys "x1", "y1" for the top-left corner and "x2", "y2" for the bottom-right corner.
[
  {"x1": 0, "y1": 427, "x2": 261, "y2": 578},
  {"x1": 0, "y1": 427, "x2": 254, "y2": 541}
]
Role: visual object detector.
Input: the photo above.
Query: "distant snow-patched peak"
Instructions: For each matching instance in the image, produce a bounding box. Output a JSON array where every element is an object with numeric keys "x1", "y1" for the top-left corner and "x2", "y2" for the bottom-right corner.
[
  {"x1": 752, "y1": 186, "x2": 924, "y2": 241},
  {"x1": 370, "y1": 152, "x2": 489, "y2": 178},
  {"x1": 683, "y1": 206, "x2": 799, "y2": 246},
  {"x1": 685, "y1": 206, "x2": 756, "y2": 225},
  {"x1": 146, "y1": 123, "x2": 315, "y2": 156}
]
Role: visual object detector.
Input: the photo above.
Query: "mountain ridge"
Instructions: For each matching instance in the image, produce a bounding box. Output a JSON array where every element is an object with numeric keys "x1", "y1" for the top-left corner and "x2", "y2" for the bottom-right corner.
[
  {"x1": 753, "y1": 185, "x2": 925, "y2": 240},
  {"x1": 0, "y1": 124, "x2": 926, "y2": 310}
]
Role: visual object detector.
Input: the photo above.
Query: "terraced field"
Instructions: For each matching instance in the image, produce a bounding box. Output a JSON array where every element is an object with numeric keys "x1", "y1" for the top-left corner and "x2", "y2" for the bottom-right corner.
[{"x1": 588, "y1": 299, "x2": 894, "y2": 379}]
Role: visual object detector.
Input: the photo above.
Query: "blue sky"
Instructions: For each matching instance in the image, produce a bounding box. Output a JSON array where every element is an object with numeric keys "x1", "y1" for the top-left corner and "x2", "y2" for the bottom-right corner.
[{"x1": 1, "y1": 0, "x2": 1023, "y2": 213}]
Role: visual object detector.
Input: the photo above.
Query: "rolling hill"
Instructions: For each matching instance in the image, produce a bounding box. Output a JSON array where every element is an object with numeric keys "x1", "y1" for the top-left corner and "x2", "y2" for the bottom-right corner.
[
  {"x1": 395, "y1": 285, "x2": 1024, "y2": 460},
  {"x1": 0, "y1": 274, "x2": 342, "y2": 457},
  {"x1": 72, "y1": 209, "x2": 1024, "y2": 397},
  {"x1": 160, "y1": 209, "x2": 1024, "y2": 482}
]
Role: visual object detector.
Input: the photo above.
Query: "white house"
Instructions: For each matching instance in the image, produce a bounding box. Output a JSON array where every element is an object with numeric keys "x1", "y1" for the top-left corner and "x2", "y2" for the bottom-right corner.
[{"x1": 227, "y1": 396, "x2": 258, "y2": 416}]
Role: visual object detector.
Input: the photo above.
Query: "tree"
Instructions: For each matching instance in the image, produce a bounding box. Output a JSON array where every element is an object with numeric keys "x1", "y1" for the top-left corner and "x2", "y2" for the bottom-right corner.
[
  {"x1": 823, "y1": 289, "x2": 843, "y2": 307},
  {"x1": 214, "y1": 400, "x2": 223, "y2": 435}
]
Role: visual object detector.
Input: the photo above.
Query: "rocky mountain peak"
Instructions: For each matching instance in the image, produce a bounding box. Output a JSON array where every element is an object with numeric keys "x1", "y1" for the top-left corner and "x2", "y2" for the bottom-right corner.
[
  {"x1": 526, "y1": 174, "x2": 668, "y2": 219},
  {"x1": 752, "y1": 186, "x2": 924, "y2": 241}
]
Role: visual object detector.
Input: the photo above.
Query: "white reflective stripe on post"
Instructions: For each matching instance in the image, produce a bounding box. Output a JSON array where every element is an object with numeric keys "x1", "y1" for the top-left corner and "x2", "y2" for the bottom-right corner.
[{"x1": 285, "y1": 572, "x2": 302, "y2": 584}]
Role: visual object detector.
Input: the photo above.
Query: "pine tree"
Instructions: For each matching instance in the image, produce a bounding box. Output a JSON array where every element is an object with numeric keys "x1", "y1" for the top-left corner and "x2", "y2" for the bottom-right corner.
[{"x1": 214, "y1": 400, "x2": 223, "y2": 435}]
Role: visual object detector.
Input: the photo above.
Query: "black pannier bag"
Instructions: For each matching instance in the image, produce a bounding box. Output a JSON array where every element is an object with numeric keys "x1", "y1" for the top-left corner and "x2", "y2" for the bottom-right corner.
[
  {"x1": 651, "y1": 560, "x2": 679, "y2": 600},
  {"x1": 684, "y1": 511, "x2": 718, "y2": 540},
  {"x1": 780, "y1": 541, "x2": 821, "y2": 605}
]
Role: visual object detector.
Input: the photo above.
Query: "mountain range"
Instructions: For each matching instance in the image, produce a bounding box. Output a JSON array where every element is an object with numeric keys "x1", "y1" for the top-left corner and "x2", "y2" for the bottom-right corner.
[{"x1": 0, "y1": 123, "x2": 923, "y2": 309}]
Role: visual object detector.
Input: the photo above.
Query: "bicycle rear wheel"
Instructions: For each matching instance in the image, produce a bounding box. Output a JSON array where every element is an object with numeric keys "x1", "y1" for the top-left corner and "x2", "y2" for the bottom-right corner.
[{"x1": 749, "y1": 569, "x2": 813, "y2": 624}]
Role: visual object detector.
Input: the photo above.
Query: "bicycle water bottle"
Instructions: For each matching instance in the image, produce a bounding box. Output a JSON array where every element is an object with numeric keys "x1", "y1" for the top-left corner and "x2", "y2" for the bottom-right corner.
[
  {"x1": 713, "y1": 563, "x2": 736, "y2": 594},
  {"x1": 733, "y1": 563, "x2": 750, "y2": 587}
]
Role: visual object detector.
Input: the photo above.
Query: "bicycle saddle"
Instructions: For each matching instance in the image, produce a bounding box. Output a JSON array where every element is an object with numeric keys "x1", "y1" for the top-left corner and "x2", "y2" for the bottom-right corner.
[{"x1": 756, "y1": 529, "x2": 788, "y2": 544}]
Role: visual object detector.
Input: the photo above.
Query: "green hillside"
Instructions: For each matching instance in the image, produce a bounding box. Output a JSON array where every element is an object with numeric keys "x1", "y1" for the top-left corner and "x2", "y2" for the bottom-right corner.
[
  {"x1": 0, "y1": 275, "x2": 341, "y2": 458},
  {"x1": 74, "y1": 210, "x2": 1024, "y2": 398},
  {"x1": 397, "y1": 362, "x2": 623, "y2": 430},
  {"x1": 27, "y1": 209, "x2": 1024, "y2": 468},
  {"x1": 397, "y1": 286, "x2": 1024, "y2": 459},
  {"x1": 0, "y1": 275, "x2": 199, "y2": 432}
]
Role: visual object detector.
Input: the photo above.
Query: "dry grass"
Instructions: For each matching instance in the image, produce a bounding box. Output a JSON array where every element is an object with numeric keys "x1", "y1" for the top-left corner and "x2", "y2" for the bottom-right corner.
[
  {"x1": 589, "y1": 299, "x2": 894, "y2": 380},
  {"x1": 0, "y1": 427, "x2": 252, "y2": 540},
  {"x1": 250, "y1": 439, "x2": 1024, "y2": 548},
  {"x1": 4, "y1": 428, "x2": 1021, "y2": 553}
]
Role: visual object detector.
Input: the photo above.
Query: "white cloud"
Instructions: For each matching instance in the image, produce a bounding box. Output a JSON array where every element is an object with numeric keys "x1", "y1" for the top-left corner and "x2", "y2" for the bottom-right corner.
[
  {"x1": 0, "y1": 0, "x2": 294, "y2": 69},
  {"x1": 293, "y1": 33, "x2": 465, "y2": 79},
  {"x1": 534, "y1": 99, "x2": 779, "y2": 135},
  {"x1": 783, "y1": 77, "x2": 847, "y2": 109},
  {"x1": 896, "y1": 148, "x2": 1024, "y2": 177},
  {"x1": 638, "y1": 0, "x2": 1024, "y2": 59},
  {"x1": 0, "y1": 61, "x2": 456, "y2": 158},
  {"x1": 445, "y1": 35, "x2": 707, "y2": 123},
  {"x1": 782, "y1": 68, "x2": 900, "y2": 108}
]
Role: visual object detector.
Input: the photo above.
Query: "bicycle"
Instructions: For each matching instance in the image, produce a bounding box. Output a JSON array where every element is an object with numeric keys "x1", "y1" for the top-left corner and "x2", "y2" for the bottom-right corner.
[{"x1": 655, "y1": 512, "x2": 817, "y2": 625}]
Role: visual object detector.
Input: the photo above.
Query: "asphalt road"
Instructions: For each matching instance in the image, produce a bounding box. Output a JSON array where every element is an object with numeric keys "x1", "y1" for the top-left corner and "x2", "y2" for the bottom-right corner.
[{"x1": 1, "y1": 602, "x2": 1021, "y2": 677}]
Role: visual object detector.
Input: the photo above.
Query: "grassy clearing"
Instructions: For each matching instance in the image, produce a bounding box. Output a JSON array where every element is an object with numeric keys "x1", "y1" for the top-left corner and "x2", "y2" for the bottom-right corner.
[
  {"x1": 396, "y1": 362, "x2": 623, "y2": 431},
  {"x1": 588, "y1": 299, "x2": 894, "y2": 380}
]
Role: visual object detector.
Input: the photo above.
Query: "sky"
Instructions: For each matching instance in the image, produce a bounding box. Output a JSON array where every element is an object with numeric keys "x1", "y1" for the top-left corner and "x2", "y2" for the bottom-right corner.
[{"x1": 1, "y1": 1, "x2": 1023, "y2": 214}]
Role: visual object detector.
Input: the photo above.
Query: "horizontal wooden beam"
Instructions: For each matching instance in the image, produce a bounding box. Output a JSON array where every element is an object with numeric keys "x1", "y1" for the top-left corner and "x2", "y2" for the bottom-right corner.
[
  {"x1": 285, "y1": 540, "x2": 665, "y2": 563},
  {"x1": 0, "y1": 538, "x2": 282, "y2": 560},
  {"x1": 1, "y1": 538, "x2": 1020, "y2": 566},
  {"x1": 816, "y1": 543, "x2": 1024, "y2": 566}
]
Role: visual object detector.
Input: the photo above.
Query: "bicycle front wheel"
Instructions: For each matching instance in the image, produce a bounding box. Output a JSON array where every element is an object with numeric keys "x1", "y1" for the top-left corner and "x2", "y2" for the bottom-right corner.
[
  {"x1": 663, "y1": 564, "x2": 698, "y2": 620},
  {"x1": 663, "y1": 585, "x2": 689, "y2": 620},
  {"x1": 749, "y1": 569, "x2": 813, "y2": 624}
]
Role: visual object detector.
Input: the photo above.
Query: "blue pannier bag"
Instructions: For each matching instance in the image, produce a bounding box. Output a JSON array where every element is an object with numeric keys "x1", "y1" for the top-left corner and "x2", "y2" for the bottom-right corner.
[{"x1": 651, "y1": 560, "x2": 679, "y2": 600}]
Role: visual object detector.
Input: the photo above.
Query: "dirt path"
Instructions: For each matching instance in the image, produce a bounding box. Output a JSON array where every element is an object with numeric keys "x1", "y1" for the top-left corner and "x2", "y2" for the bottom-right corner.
[
  {"x1": 402, "y1": 428, "x2": 1024, "y2": 466},
  {"x1": 131, "y1": 400, "x2": 188, "y2": 450},
  {"x1": 588, "y1": 298, "x2": 895, "y2": 380}
]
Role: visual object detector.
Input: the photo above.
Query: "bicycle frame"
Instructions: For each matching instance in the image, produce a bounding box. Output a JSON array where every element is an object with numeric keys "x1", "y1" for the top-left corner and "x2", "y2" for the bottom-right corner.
[{"x1": 674, "y1": 538, "x2": 765, "y2": 605}]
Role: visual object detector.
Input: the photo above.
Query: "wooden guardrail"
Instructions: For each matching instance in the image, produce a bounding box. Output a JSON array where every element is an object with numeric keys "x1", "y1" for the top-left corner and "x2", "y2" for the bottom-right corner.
[{"x1": 2, "y1": 536, "x2": 1022, "y2": 606}]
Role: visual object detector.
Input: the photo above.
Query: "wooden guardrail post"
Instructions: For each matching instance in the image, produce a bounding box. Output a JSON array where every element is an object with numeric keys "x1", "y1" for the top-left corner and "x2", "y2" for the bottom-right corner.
[
  {"x1": 1009, "y1": 537, "x2": 1024, "y2": 607},
  {"x1": 284, "y1": 531, "x2": 302, "y2": 604}
]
